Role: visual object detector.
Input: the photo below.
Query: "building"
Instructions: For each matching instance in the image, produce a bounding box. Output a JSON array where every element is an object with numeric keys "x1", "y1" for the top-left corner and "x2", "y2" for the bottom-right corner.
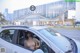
[
  {"x1": 12, "y1": 1, "x2": 75, "y2": 19},
  {"x1": 14, "y1": 14, "x2": 55, "y2": 26},
  {"x1": 3, "y1": 9, "x2": 13, "y2": 21},
  {"x1": 4, "y1": 0, "x2": 76, "y2": 26}
]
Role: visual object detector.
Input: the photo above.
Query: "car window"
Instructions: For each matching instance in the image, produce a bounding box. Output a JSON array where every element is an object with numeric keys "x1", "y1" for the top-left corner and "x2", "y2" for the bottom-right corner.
[
  {"x1": 0, "y1": 30, "x2": 15, "y2": 43},
  {"x1": 17, "y1": 30, "x2": 55, "y2": 53}
]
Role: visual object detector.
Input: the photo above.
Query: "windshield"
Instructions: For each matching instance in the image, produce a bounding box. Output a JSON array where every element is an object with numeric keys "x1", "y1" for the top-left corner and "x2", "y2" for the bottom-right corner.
[
  {"x1": 38, "y1": 28, "x2": 73, "y2": 52},
  {"x1": 39, "y1": 28, "x2": 57, "y2": 36},
  {"x1": 38, "y1": 28, "x2": 65, "y2": 43}
]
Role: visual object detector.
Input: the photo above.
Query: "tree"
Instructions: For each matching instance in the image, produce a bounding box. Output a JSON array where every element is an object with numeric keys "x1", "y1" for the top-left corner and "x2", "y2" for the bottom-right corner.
[{"x1": 0, "y1": 12, "x2": 7, "y2": 24}]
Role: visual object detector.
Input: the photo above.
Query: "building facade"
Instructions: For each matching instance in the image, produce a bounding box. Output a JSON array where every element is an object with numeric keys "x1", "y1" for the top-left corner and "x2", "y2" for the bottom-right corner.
[{"x1": 3, "y1": 0, "x2": 76, "y2": 26}]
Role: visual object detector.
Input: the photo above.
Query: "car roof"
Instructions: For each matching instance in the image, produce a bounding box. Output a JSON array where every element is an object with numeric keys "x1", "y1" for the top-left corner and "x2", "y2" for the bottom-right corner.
[
  {"x1": 1, "y1": 25, "x2": 47, "y2": 30},
  {"x1": 1, "y1": 25, "x2": 29, "y2": 28},
  {"x1": 30, "y1": 26, "x2": 47, "y2": 30}
]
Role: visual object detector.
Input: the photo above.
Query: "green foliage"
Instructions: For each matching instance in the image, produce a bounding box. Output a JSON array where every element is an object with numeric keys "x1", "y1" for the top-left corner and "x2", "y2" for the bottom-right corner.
[{"x1": 0, "y1": 13, "x2": 7, "y2": 24}]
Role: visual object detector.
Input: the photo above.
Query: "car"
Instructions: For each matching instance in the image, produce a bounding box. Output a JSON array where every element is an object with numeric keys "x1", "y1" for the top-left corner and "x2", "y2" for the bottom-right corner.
[{"x1": 0, "y1": 25, "x2": 80, "y2": 53}]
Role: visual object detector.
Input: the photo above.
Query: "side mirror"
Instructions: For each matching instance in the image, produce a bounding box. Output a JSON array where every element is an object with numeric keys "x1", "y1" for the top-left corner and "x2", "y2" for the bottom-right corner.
[{"x1": 33, "y1": 49, "x2": 44, "y2": 53}]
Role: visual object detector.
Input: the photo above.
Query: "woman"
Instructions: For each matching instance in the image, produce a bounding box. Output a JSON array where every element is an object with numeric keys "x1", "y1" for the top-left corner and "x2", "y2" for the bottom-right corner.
[{"x1": 24, "y1": 32, "x2": 40, "y2": 50}]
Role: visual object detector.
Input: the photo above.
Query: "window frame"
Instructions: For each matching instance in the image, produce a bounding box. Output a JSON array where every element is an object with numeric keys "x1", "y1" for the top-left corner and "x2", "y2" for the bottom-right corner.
[{"x1": 15, "y1": 29, "x2": 56, "y2": 53}]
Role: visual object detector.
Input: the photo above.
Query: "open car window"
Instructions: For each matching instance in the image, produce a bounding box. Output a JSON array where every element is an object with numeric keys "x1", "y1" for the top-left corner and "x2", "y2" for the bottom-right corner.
[{"x1": 16, "y1": 30, "x2": 55, "y2": 53}]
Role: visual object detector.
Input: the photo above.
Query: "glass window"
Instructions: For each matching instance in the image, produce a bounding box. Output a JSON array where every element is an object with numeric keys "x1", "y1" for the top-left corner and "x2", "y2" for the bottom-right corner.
[
  {"x1": 0, "y1": 30, "x2": 15, "y2": 43},
  {"x1": 39, "y1": 28, "x2": 57, "y2": 36},
  {"x1": 38, "y1": 28, "x2": 60, "y2": 45}
]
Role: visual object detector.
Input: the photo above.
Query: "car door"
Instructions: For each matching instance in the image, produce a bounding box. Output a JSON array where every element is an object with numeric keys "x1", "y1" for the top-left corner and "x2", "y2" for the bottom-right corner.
[{"x1": 0, "y1": 29, "x2": 32, "y2": 53}]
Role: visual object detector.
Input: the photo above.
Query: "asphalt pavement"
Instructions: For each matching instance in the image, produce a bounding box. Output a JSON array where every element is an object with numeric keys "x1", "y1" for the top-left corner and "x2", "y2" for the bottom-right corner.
[{"x1": 52, "y1": 28, "x2": 80, "y2": 42}]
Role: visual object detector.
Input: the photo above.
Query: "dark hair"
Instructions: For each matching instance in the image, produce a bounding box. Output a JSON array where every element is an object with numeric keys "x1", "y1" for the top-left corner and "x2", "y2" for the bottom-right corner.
[{"x1": 25, "y1": 32, "x2": 33, "y2": 40}]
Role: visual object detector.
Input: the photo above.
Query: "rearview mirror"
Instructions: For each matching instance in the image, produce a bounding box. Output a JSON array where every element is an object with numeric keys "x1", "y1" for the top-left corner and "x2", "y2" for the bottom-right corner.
[{"x1": 33, "y1": 49, "x2": 44, "y2": 53}]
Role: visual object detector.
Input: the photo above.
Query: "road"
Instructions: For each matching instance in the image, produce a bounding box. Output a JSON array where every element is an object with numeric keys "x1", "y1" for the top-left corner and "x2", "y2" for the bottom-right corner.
[{"x1": 52, "y1": 28, "x2": 80, "y2": 42}]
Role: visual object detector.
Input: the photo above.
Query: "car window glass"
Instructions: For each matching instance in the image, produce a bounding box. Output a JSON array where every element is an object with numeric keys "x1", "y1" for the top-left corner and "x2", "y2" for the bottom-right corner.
[{"x1": 0, "y1": 30, "x2": 15, "y2": 43}]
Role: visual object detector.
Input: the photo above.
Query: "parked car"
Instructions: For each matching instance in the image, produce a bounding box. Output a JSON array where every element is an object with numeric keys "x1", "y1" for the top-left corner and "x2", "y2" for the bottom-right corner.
[
  {"x1": 0, "y1": 26, "x2": 80, "y2": 53},
  {"x1": 75, "y1": 22, "x2": 80, "y2": 26}
]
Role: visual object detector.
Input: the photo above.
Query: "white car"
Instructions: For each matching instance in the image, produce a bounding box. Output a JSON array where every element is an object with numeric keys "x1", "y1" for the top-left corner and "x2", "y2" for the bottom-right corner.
[{"x1": 0, "y1": 26, "x2": 80, "y2": 53}]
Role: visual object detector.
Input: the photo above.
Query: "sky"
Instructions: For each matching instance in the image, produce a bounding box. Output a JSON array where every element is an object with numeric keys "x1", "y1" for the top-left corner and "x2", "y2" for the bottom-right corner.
[{"x1": 0, "y1": 0, "x2": 61, "y2": 13}]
